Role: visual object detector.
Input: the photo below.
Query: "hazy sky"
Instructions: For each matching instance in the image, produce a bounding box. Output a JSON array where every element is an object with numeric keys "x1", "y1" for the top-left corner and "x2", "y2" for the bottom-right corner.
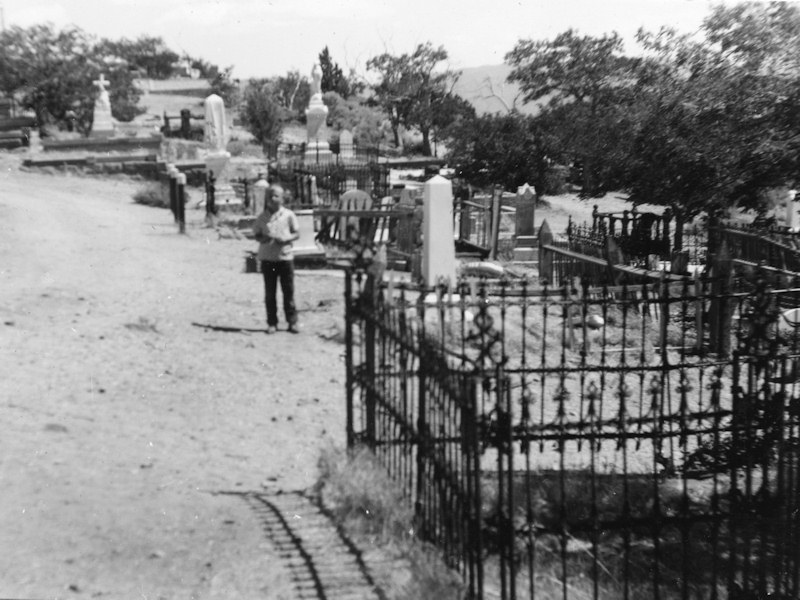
[{"x1": 1, "y1": 0, "x2": 737, "y2": 79}]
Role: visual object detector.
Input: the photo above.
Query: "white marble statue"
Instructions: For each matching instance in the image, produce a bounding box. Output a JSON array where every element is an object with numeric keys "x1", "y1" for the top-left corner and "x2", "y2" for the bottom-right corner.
[{"x1": 310, "y1": 63, "x2": 322, "y2": 97}]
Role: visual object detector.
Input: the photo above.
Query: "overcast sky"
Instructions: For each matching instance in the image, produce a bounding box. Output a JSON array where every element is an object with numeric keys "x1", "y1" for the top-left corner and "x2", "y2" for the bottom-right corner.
[{"x1": 2, "y1": 0, "x2": 741, "y2": 79}]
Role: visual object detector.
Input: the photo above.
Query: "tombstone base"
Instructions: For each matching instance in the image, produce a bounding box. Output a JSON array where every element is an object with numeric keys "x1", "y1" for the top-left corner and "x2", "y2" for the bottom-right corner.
[
  {"x1": 304, "y1": 147, "x2": 333, "y2": 164},
  {"x1": 210, "y1": 183, "x2": 242, "y2": 212},
  {"x1": 90, "y1": 129, "x2": 115, "y2": 139},
  {"x1": 516, "y1": 235, "x2": 538, "y2": 248},
  {"x1": 513, "y1": 247, "x2": 538, "y2": 262}
]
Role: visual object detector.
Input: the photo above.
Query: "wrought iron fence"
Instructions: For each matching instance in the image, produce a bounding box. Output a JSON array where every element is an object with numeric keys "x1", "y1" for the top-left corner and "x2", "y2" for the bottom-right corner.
[
  {"x1": 712, "y1": 223, "x2": 800, "y2": 273},
  {"x1": 271, "y1": 160, "x2": 390, "y2": 207},
  {"x1": 345, "y1": 269, "x2": 800, "y2": 599}
]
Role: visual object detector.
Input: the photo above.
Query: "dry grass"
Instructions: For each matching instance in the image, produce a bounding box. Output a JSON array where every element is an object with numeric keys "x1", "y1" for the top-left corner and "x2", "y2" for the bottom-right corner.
[
  {"x1": 132, "y1": 182, "x2": 167, "y2": 208},
  {"x1": 314, "y1": 445, "x2": 465, "y2": 600}
]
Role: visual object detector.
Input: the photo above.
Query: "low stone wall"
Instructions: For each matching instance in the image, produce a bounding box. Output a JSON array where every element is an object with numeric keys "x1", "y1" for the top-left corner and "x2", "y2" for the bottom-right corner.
[{"x1": 41, "y1": 135, "x2": 162, "y2": 153}]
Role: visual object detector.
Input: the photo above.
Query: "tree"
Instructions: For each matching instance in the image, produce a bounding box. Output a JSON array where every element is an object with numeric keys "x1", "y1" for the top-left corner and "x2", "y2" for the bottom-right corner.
[
  {"x1": 446, "y1": 112, "x2": 546, "y2": 191},
  {"x1": 623, "y1": 3, "x2": 800, "y2": 238},
  {"x1": 323, "y1": 91, "x2": 391, "y2": 148},
  {"x1": 208, "y1": 66, "x2": 239, "y2": 107},
  {"x1": 429, "y1": 90, "x2": 476, "y2": 155},
  {"x1": 0, "y1": 24, "x2": 143, "y2": 133},
  {"x1": 106, "y1": 68, "x2": 144, "y2": 122},
  {"x1": 506, "y1": 30, "x2": 638, "y2": 195},
  {"x1": 240, "y1": 79, "x2": 286, "y2": 154},
  {"x1": 97, "y1": 36, "x2": 179, "y2": 79},
  {"x1": 318, "y1": 47, "x2": 351, "y2": 98},
  {"x1": 367, "y1": 42, "x2": 460, "y2": 155},
  {"x1": 270, "y1": 71, "x2": 310, "y2": 118}
]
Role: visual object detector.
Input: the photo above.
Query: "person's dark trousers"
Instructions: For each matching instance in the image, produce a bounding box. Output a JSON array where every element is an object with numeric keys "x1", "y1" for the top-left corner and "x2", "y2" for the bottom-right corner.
[{"x1": 261, "y1": 260, "x2": 297, "y2": 327}]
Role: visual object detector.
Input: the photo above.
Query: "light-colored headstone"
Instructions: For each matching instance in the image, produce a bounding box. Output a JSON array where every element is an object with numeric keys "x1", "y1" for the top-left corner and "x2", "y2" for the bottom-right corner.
[
  {"x1": 339, "y1": 129, "x2": 354, "y2": 159},
  {"x1": 252, "y1": 175, "x2": 269, "y2": 216},
  {"x1": 90, "y1": 74, "x2": 115, "y2": 138},
  {"x1": 515, "y1": 183, "x2": 537, "y2": 240},
  {"x1": 422, "y1": 175, "x2": 457, "y2": 287}
]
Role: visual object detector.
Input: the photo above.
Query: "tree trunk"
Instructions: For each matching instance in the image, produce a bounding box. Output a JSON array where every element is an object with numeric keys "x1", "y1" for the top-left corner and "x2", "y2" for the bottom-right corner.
[
  {"x1": 421, "y1": 128, "x2": 432, "y2": 156},
  {"x1": 391, "y1": 119, "x2": 401, "y2": 147},
  {"x1": 582, "y1": 154, "x2": 596, "y2": 195}
]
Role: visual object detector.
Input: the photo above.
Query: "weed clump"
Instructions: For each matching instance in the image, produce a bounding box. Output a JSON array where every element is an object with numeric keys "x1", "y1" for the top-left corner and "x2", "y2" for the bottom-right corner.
[
  {"x1": 314, "y1": 445, "x2": 464, "y2": 600},
  {"x1": 133, "y1": 182, "x2": 167, "y2": 208}
]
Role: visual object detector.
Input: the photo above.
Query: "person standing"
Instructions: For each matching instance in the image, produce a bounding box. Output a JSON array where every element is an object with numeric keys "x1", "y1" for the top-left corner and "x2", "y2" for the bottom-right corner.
[{"x1": 253, "y1": 184, "x2": 300, "y2": 333}]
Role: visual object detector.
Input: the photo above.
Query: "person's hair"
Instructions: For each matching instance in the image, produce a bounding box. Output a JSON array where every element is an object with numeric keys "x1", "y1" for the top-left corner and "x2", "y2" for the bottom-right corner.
[{"x1": 269, "y1": 184, "x2": 284, "y2": 199}]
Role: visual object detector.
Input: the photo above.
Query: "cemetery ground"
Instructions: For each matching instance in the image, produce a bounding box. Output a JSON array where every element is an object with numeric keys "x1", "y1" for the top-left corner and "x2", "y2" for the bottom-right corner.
[
  {"x1": 0, "y1": 150, "x2": 642, "y2": 598},
  {"x1": 0, "y1": 152, "x2": 351, "y2": 599}
]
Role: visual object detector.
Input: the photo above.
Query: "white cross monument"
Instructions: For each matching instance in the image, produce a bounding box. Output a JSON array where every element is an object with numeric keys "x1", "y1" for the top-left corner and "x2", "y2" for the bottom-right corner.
[{"x1": 90, "y1": 74, "x2": 115, "y2": 138}]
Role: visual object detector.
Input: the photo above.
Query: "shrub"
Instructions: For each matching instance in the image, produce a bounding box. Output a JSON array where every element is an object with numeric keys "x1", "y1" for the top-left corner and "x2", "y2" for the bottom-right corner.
[
  {"x1": 132, "y1": 183, "x2": 167, "y2": 208},
  {"x1": 543, "y1": 164, "x2": 569, "y2": 195}
]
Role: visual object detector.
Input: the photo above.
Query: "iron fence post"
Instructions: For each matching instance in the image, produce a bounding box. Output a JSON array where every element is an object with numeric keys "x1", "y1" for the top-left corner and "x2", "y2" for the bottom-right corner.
[
  {"x1": 206, "y1": 172, "x2": 216, "y2": 218},
  {"x1": 364, "y1": 273, "x2": 377, "y2": 448},
  {"x1": 344, "y1": 270, "x2": 355, "y2": 448},
  {"x1": 464, "y1": 376, "x2": 484, "y2": 599},
  {"x1": 416, "y1": 308, "x2": 428, "y2": 537},
  {"x1": 168, "y1": 166, "x2": 177, "y2": 221},
  {"x1": 176, "y1": 173, "x2": 186, "y2": 234}
]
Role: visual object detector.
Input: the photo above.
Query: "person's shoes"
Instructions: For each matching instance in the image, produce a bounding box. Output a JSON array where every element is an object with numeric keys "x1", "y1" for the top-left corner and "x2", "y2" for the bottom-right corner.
[
  {"x1": 266, "y1": 326, "x2": 277, "y2": 334},
  {"x1": 287, "y1": 324, "x2": 300, "y2": 334}
]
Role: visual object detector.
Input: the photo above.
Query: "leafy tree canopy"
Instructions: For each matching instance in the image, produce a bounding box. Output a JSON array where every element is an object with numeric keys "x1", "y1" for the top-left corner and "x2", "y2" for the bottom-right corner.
[
  {"x1": 0, "y1": 23, "x2": 144, "y2": 132},
  {"x1": 208, "y1": 66, "x2": 239, "y2": 107},
  {"x1": 96, "y1": 35, "x2": 179, "y2": 79},
  {"x1": 269, "y1": 70, "x2": 311, "y2": 118},
  {"x1": 506, "y1": 30, "x2": 637, "y2": 195},
  {"x1": 323, "y1": 91, "x2": 390, "y2": 148},
  {"x1": 446, "y1": 112, "x2": 545, "y2": 191},
  {"x1": 367, "y1": 42, "x2": 461, "y2": 156},
  {"x1": 625, "y1": 2, "x2": 800, "y2": 222},
  {"x1": 318, "y1": 47, "x2": 355, "y2": 98},
  {"x1": 240, "y1": 79, "x2": 286, "y2": 154}
]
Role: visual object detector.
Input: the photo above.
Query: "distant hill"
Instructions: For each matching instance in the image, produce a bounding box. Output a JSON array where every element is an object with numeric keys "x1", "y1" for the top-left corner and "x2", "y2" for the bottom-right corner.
[{"x1": 451, "y1": 64, "x2": 545, "y2": 116}]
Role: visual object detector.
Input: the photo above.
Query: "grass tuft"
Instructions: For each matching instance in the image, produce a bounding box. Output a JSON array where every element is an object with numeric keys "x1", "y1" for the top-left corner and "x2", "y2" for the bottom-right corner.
[
  {"x1": 132, "y1": 182, "x2": 167, "y2": 208},
  {"x1": 314, "y1": 445, "x2": 465, "y2": 599}
]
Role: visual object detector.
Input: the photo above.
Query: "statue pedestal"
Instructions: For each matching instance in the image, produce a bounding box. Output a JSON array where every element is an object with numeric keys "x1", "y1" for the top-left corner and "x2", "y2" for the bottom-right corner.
[
  {"x1": 304, "y1": 92, "x2": 331, "y2": 164},
  {"x1": 205, "y1": 151, "x2": 241, "y2": 212}
]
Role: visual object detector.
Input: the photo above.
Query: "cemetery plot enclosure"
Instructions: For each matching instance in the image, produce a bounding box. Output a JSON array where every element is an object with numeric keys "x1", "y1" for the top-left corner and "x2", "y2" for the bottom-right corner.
[{"x1": 344, "y1": 270, "x2": 800, "y2": 600}]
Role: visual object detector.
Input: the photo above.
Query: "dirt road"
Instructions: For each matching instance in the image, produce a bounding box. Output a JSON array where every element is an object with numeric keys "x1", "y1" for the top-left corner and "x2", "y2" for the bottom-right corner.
[{"x1": 0, "y1": 155, "x2": 349, "y2": 599}]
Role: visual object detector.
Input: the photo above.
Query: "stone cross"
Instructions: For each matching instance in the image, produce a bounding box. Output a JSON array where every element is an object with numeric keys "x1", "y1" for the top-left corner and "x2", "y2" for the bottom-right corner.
[{"x1": 93, "y1": 73, "x2": 110, "y2": 93}]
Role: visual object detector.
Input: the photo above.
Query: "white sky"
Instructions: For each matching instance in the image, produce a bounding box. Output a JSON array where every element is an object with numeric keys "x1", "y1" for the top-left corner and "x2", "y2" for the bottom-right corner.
[{"x1": 0, "y1": 0, "x2": 747, "y2": 79}]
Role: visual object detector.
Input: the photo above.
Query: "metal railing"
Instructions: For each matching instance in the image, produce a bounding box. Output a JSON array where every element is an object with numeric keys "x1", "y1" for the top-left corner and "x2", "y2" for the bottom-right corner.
[{"x1": 345, "y1": 269, "x2": 800, "y2": 599}]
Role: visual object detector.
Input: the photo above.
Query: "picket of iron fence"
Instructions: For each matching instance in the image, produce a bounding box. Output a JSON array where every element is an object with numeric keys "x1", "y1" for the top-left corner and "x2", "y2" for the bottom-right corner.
[{"x1": 345, "y1": 269, "x2": 800, "y2": 600}]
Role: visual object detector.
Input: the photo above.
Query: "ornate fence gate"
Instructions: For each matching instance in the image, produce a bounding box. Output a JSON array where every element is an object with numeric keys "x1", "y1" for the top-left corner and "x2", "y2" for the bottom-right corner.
[{"x1": 344, "y1": 268, "x2": 800, "y2": 600}]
